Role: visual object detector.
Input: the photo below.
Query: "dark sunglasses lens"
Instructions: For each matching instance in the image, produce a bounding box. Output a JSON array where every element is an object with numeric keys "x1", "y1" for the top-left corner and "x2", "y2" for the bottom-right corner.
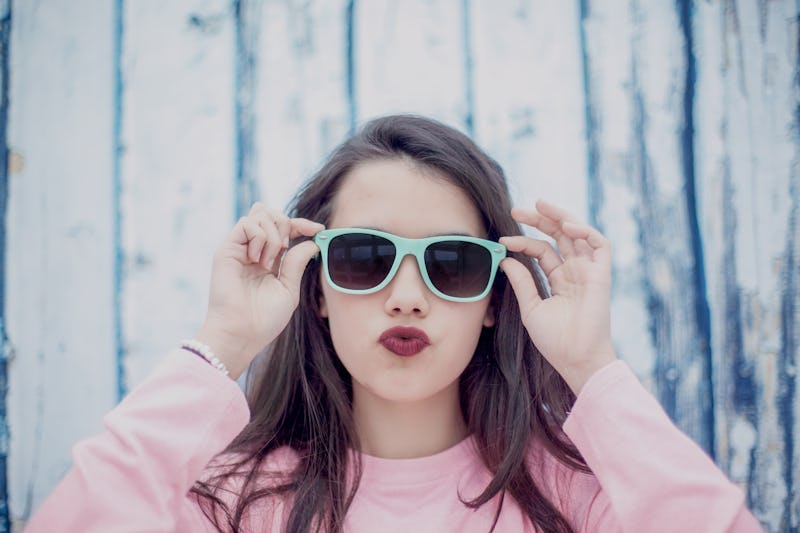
[
  {"x1": 424, "y1": 241, "x2": 492, "y2": 298},
  {"x1": 328, "y1": 233, "x2": 396, "y2": 290}
]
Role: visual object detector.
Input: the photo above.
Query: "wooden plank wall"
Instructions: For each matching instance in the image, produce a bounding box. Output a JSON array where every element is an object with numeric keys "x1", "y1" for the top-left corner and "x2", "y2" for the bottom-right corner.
[{"x1": 4, "y1": 1, "x2": 798, "y2": 531}]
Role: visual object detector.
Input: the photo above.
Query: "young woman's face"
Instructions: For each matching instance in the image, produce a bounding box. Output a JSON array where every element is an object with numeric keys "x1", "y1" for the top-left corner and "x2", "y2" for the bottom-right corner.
[{"x1": 320, "y1": 158, "x2": 495, "y2": 406}]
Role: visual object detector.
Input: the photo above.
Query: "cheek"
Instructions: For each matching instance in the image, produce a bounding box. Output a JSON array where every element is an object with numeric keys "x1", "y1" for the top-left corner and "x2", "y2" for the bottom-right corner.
[
  {"x1": 324, "y1": 300, "x2": 371, "y2": 377},
  {"x1": 320, "y1": 289, "x2": 366, "y2": 353}
]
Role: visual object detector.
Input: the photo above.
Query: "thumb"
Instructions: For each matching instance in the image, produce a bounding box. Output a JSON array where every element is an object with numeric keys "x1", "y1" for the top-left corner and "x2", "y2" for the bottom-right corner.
[
  {"x1": 500, "y1": 257, "x2": 543, "y2": 310},
  {"x1": 279, "y1": 239, "x2": 320, "y2": 290}
]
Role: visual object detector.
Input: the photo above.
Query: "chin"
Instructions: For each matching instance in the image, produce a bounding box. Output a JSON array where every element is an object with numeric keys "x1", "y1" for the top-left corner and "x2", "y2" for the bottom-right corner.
[{"x1": 362, "y1": 378, "x2": 456, "y2": 405}]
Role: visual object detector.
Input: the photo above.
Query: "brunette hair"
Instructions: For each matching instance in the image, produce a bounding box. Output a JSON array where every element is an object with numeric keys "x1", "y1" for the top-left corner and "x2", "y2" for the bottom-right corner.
[{"x1": 192, "y1": 115, "x2": 588, "y2": 532}]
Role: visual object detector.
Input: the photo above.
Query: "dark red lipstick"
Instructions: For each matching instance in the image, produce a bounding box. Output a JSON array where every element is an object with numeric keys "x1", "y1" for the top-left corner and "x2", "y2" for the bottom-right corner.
[{"x1": 379, "y1": 326, "x2": 431, "y2": 357}]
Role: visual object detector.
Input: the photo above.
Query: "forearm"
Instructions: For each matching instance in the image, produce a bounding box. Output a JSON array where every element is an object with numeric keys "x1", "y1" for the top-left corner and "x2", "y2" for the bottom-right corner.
[
  {"x1": 25, "y1": 349, "x2": 250, "y2": 532},
  {"x1": 563, "y1": 360, "x2": 762, "y2": 532}
]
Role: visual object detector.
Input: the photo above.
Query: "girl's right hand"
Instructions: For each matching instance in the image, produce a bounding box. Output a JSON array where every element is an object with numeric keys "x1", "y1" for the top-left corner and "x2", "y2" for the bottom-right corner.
[{"x1": 194, "y1": 202, "x2": 324, "y2": 379}]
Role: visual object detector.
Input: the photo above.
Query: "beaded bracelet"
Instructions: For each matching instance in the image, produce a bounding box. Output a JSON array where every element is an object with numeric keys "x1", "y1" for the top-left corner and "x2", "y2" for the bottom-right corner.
[{"x1": 180, "y1": 339, "x2": 230, "y2": 378}]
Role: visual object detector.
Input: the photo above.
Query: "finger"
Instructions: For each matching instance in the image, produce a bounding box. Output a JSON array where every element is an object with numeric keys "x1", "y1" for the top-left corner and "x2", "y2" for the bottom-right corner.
[
  {"x1": 499, "y1": 257, "x2": 544, "y2": 309},
  {"x1": 273, "y1": 213, "x2": 292, "y2": 247},
  {"x1": 572, "y1": 238, "x2": 594, "y2": 258},
  {"x1": 278, "y1": 240, "x2": 320, "y2": 290},
  {"x1": 268, "y1": 214, "x2": 292, "y2": 272},
  {"x1": 561, "y1": 220, "x2": 609, "y2": 249},
  {"x1": 499, "y1": 235, "x2": 563, "y2": 278},
  {"x1": 534, "y1": 199, "x2": 583, "y2": 225},
  {"x1": 510, "y1": 207, "x2": 559, "y2": 235},
  {"x1": 247, "y1": 201, "x2": 267, "y2": 216},
  {"x1": 240, "y1": 204, "x2": 285, "y2": 270},
  {"x1": 562, "y1": 221, "x2": 611, "y2": 264},
  {"x1": 231, "y1": 219, "x2": 268, "y2": 264},
  {"x1": 247, "y1": 202, "x2": 295, "y2": 252},
  {"x1": 511, "y1": 207, "x2": 575, "y2": 257},
  {"x1": 289, "y1": 217, "x2": 326, "y2": 238},
  {"x1": 534, "y1": 201, "x2": 594, "y2": 259},
  {"x1": 256, "y1": 216, "x2": 284, "y2": 271},
  {"x1": 271, "y1": 218, "x2": 325, "y2": 272},
  {"x1": 269, "y1": 245, "x2": 287, "y2": 274}
]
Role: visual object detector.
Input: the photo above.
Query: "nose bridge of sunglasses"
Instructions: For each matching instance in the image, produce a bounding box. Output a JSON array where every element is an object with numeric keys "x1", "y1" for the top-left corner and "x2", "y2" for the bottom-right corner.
[{"x1": 392, "y1": 248, "x2": 428, "y2": 282}]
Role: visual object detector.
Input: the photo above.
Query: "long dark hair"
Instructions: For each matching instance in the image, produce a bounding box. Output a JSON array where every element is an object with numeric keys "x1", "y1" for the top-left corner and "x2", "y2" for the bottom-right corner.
[{"x1": 192, "y1": 115, "x2": 589, "y2": 532}]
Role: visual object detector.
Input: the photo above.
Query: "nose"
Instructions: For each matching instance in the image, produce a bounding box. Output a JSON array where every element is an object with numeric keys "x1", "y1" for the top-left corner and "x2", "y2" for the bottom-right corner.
[{"x1": 383, "y1": 255, "x2": 430, "y2": 316}]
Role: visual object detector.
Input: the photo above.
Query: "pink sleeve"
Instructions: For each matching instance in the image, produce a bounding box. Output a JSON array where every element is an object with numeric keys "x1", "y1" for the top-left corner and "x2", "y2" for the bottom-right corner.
[
  {"x1": 558, "y1": 360, "x2": 763, "y2": 533},
  {"x1": 24, "y1": 349, "x2": 251, "y2": 533}
]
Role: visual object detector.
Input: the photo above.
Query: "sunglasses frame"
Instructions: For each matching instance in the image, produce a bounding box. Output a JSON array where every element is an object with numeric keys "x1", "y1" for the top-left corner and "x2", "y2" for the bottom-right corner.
[{"x1": 314, "y1": 228, "x2": 506, "y2": 302}]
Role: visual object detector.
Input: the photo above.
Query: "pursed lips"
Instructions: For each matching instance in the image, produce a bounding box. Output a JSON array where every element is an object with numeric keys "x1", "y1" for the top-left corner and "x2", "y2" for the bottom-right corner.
[{"x1": 378, "y1": 326, "x2": 431, "y2": 357}]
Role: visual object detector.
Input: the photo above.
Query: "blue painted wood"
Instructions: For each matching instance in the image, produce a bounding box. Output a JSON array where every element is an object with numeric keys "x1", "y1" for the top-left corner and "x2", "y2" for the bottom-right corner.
[
  {"x1": 677, "y1": 0, "x2": 717, "y2": 459},
  {"x1": 0, "y1": 1, "x2": 10, "y2": 529},
  {"x1": 578, "y1": 0, "x2": 602, "y2": 229},
  {"x1": 7, "y1": 0, "x2": 119, "y2": 525},
  {"x1": 354, "y1": 0, "x2": 467, "y2": 127},
  {"x1": 469, "y1": 0, "x2": 587, "y2": 217},
  {"x1": 117, "y1": 0, "x2": 238, "y2": 388},
  {"x1": 779, "y1": 181, "x2": 798, "y2": 530},
  {"x1": 234, "y1": 0, "x2": 262, "y2": 218},
  {"x1": 236, "y1": 0, "x2": 350, "y2": 213},
  {"x1": 582, "y1": 0, "x2": 714, "y2": 450},
  {"x1": 779, "y1": 8, "x2": 799, "y2": 526},
  {"x1": 460, "y1": 0, "x2": 474, "y2": 136},
  {"x1": 113, "y1": 0, "x2": 125, "y2": 402},
  {"x1": 4, "y1": 1, "x2": 798, "y2": 530},
  {"x1": 693, "y1": 1, "x2": 799, "y2": 529},
  {"x1": 346, "y1": 0, "x2": 357, "y2": 133}
]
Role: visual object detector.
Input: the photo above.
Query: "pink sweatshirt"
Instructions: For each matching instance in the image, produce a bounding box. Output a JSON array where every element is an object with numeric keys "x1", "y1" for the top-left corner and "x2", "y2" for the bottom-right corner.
[{"x1": 25, "y1": 350, "x2": 763, "y2": 532}]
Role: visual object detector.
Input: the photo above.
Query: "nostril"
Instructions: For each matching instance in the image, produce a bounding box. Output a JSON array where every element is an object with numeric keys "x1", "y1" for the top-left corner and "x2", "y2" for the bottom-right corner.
[{"x1": 393, "y1": 307, "x2": 422, "y2": 312}]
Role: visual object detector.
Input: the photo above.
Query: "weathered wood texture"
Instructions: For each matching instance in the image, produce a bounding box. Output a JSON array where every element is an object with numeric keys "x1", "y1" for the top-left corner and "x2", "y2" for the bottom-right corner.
[
  {"x1": 6, "y1": 3, "x2": 118, "y2": 533},
  {"x1": 0, "y1": 2, "x2": 10, "y2": 532},
  {"x1": 694, "y1": 2, "x2": 799, "y2": 530},
  {"x1": 4, "y1": 1, "x2": 798, "y2": 531},
  {"x1": 118, "y1": 0, "x2": 236, "y2": 391}
]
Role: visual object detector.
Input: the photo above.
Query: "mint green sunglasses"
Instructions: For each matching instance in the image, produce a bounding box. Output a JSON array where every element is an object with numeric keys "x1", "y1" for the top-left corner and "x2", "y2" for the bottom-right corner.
[{"x1": 314, "y1": 228, "x2": 506, "y2": 302}]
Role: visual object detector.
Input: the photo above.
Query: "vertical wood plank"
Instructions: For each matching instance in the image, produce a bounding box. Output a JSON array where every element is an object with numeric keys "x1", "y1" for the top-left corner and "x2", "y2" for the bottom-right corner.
[
  {"x1": 239, "y1": 0, "x2": 350, "y2": 215},
  {"x1": 119, "y1": 2, "x2": 236, "y2": 388},
  {"x1": 694, "y1": 1, "x2": 798, "y2": 529},
  {"x1": 469, "y1": 0, "x2": 588, "y2": 220},
  {"x1": 693, "y1": 0, "x2": 745, "y2": 500},
  {"x1": 233, "y1": 0, "x2": 261, "y2": 216},
  {"x1": 355, "y1": 0, "x2": 469, "y2": 128},
  {"x1": 633, "y1": 0, "x2": 716, "y2": 451},
  {"x1": 579, "y1": 1, "x2": 658, "y2": 393},
  {"x1": 585, "y1": 0, "x2": 640, "y2": 387},
  {"x1": 6, "y1": 0, "x2": 117, "y2": 524},
  {"x1": 0, "y1": 1, "x2": 10, "y2": 531},
  {"x1": 582, "y1": 0, "x2": 714, "y2": 449}
]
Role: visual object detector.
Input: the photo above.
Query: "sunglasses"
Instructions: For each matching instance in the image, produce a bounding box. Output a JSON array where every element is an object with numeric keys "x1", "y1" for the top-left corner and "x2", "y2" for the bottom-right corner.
[{"x1": 313, "y1": 228, "x2": 506, "y2": 302}]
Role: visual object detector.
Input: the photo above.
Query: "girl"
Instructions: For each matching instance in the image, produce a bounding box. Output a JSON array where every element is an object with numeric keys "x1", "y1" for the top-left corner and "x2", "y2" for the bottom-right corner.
[{"x1": 26, "y1": 115, "x2": 761, "y2": 532}]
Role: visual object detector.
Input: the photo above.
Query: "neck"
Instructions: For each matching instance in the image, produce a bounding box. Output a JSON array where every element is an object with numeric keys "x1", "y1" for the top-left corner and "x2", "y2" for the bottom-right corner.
[{"x1": 352, "y1": 382, "x2": 468, "y2": 459}]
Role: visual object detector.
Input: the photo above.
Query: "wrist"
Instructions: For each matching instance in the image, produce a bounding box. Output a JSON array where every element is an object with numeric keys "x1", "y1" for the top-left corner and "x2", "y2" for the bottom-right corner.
[
  {"x1": 560, "y1": 350, "x2": 618, "y2": 395},
  {"x1": 181, "y1": 339, "x2": 230, "y2": 377},
  {"x1": 195, "y1": 322, "x2": 257, "y2": 380}
]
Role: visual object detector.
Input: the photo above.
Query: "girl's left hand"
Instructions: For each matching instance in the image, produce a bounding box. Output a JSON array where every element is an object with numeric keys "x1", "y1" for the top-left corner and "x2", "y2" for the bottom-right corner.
[{"x1": 499, "y1": 199, "x2": 617, "y2": 394}]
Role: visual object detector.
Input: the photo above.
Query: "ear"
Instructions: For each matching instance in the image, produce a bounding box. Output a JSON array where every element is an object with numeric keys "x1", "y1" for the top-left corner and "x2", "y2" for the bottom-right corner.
[
  {"x1": 319, "y1": 290, "x2": 329, "y2": 318},
  {"x1": 482, "y1": 303, "x2": 495, "y2": 328}
]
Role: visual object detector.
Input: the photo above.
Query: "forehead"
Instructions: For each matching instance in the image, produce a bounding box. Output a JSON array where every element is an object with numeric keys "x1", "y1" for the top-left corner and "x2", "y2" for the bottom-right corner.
[{"x1": 329, "y1": 159, "x2": 486, "y2": 237}]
